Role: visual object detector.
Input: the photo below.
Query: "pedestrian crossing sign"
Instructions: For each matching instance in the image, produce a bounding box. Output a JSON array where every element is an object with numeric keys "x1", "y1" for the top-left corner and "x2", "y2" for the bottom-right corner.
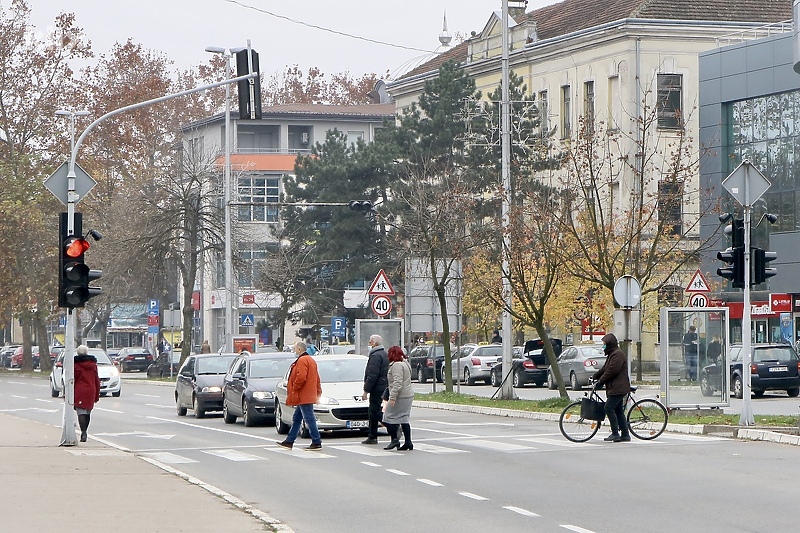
[
  {"x1": 368, "y1": 269, "x2": 395, "y2": 295},
  {"x1": 240, "y1": 314, "x2": 255, "y2": 327},
  {"x1": 685, "y1": 270, "x2": 711, "y2": 293}
]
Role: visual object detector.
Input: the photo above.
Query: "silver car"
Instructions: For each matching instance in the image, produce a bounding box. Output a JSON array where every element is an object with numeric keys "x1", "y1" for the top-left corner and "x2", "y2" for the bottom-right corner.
[
  {"x1": 448, "y1": 344, "x2": 502, "y2": 385},
  {"x1": 547, "y1": 344, "x2": 606, "y2": 390}
]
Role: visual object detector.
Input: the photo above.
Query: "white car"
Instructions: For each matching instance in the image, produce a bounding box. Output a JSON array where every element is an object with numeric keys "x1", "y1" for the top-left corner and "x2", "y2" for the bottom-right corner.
[
  {"x1": 50, "y1": 348, "x2": 121, "y2": 398},
  {"x1": 274, "y1": 354, "x2": 369, "y2": 437}
]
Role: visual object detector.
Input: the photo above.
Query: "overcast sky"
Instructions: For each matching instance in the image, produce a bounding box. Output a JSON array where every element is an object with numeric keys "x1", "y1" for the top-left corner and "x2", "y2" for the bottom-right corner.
[{"x1": 29, "y1": 0, "x2": 559, "y2": 79}]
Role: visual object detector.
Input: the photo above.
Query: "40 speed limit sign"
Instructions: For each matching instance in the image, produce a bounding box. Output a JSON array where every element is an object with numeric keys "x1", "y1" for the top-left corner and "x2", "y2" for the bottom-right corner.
[{"x1": 371, "y1": 295, "x2": 392, "y2": 316}]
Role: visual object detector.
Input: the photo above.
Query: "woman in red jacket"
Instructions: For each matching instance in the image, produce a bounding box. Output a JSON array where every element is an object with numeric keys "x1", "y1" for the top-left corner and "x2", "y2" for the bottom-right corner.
[{"x1": 74, "y1": 345, "x2": 101, "y2": 442}]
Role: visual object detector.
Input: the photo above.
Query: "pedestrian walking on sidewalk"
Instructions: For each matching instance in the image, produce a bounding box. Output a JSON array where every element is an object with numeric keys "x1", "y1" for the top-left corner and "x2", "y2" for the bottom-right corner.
[
  {"x1": 382, "y1": 346, "x2": 414, "y2": 451},
  {"x1": 592, "y1": 333, "x2": 631, "y2": 443},
  {"x1": 74, "y1": 345, "x2": 100, "y2": 443},
  {"x1": 361, "y1": 335, "x2": 388, "y2": 445},
  {"x1": 277, "y1": 341, "x2": 323, "y2": 451},
  {"x1": 200, "y1": 340, "x2": 211, "y2": 353}
]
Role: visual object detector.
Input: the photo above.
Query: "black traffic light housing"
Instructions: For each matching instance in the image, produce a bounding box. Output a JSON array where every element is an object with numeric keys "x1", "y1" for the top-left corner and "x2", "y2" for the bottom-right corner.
[
  {"x1": 717, "y1": 247, "x2": 744, "y2": 289},
  {"x1": 235, "y1": 48, "x2": 261, "y2": 120},
  {"x1": 752, "y1": 247, "x2": 777, "y2": 284},
  {"x1": 58, "y1": 212, "x2": 102, "y2": 309},
  {"x1": 348, "y1": 200, "x2": 374, "y2": 212}
]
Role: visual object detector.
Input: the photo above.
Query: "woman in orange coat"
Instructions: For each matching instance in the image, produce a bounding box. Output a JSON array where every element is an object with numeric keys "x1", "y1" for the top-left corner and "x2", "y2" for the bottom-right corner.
[
  {"x1": 74, "y1": 345, "x2": 101, "y2": 443},
  {"x1": 277, "y1": 341, "x2": 323, "y2": 450}
]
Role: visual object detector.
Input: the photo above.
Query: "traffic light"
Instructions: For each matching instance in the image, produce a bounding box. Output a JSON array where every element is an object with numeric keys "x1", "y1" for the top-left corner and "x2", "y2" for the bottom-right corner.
[
  {"x1": 348, "y1": 200, "x2": 373, "y2": 212},
  {"x1": 752, "y1": 247, "x2": 777, "y2": 284},
  {"x1": 235, "y1": 48, "x2": 261, "y2": 120},
  {"x1": 717, "y1": 247, "x2": 744, "y2": 289},
  {"x1": 58, "y1": 212, "x2": 102, "y2": 309}
]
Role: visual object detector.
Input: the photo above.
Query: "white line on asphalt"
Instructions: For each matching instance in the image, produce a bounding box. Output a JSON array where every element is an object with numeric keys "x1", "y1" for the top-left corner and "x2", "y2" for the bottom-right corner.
[
  {"x1": 203, "y1": 449, "x2": 265, "y2": 461},
  {"x1": 516, "y1": 437, "x2": 599, "y2": 448},
  {"x1": 455, "y1": 439, "x2": 534, "y2": 452},
  {"x1": 11, "y1": 395, "x2": 27, "y2": 399},
  {"x1": 265, "y1": 447, "x2": 335, "y2": 459},
  {"x1": 459, "y1": 492, "x2": 489, "y2": 501},
  {"x1": 560, "y1": 525, "x2": 596, "y2": 533},
  {"x1": 145, "y1": 403, "x2": 174, "y2": 409},
  {"x1": 142, "y1": 452, "x2": 198, "y2": 464},
  {"x1": 93, "y1": 407, "x2": 124, "y2": 413},
  {"x1": 147, "y1": 416, "x2": 279, "y2": 442},
  {"x1": 503, "y1": 506, "x2": 540, "y2": 517},
  {"x1": 327, "y1": 444, "x2": 396, "y2": 457},
  {"x1": 135, "y1": 394, "x2": 160, "y2": 398},
  {"x1": 362, "y1": 461, "x2": 382, "y2": 467},
  {"x1": 413, "y1": 427, "x2": 476, "y2": 437},
  {"x1": 35, "y1": 398, "x2": 57, "y2": 403},
  {"x1": 409, "y1": 442, "x2": 468, "y2": 454},
  {"x1": 417, "y1": 479, "x2": 443, "y2": 487},
  {"x1": 418, "y1": 419, "x2": 515, "y2": 427},
  {"x1": 386, "y1": 469, "x2": 409, "y2": 476}
]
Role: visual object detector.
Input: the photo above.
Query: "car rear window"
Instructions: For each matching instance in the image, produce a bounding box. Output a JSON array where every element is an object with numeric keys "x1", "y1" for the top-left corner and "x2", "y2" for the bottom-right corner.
[{"x1": 753, "y1": 347, "x2": 798, "y2": 363}]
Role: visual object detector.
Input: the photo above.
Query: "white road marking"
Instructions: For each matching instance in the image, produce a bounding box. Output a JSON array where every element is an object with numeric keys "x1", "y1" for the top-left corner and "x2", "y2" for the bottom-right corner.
[
  {"x1": 0, "y1": 407, "x2": 59, "y2": 413},
  {"x1": 560, "y1": 525, "x2": 596, "y2": 533},
  {"x1": 93, "y1": 407, "x2": 124, "y2": 414},
  {"x1": 386, "y1": 469, "x2": 409, "y2": 476},
  {"x1": 203, "y1": 449, "x2": 265, "y2": 461},
  {"x1": 148, "y1": 416, "x2": 279, "y2": 442},
  {"x1": 135, "y1": 394, "x2": 160, "y2": 398},
  {"x1": 455, "y1": 439, "x2": 534, "y2": 452},
  {"x1": 417, "y1": 479, "x2": 443, "y2": 487},
  {"x1": 141, "y1": 452, "x2": 198, "y2": 464},
  {"x1": 145, "y1": 403, "x2": 174, "y2": 409},
  {"x1": 11, "y1": 395, "x2": 27, "y2": 399},
  {"x1": 459, "y1": 492, "x2": 489, "y2": 501},
  {"x1": 516, "y1": 437, "x2": 599, "y2": 448},
  {"x1": 327, "y1": 445, "x2": 396, "y2": 457},
  {"x1": 266, "y1": 447, "x2": 335, "y2": 459},
  {"x1": 35, "y1": 398, "x2": 57, "y2": 403},
  {"x1": 94, "y1": 431, "x2": 174, "y2": 439},
  {"x1": 418, "y1": 419, "x2": 515, "y2": 427},
  {"x1": 411, "y1": 442, "x2": 468, "y2": 454},
  {"x1": 362, "y1": 461, "x2": 381, "y2": 467},
  {"x1": 503, "y1": 506, "x2": 540, "y2": 517}
]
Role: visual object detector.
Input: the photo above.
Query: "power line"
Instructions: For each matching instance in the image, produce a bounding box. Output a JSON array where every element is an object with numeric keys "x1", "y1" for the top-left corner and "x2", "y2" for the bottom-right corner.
[{"x1": 225, "y1": 0, "x2": 433, "y2": 54}]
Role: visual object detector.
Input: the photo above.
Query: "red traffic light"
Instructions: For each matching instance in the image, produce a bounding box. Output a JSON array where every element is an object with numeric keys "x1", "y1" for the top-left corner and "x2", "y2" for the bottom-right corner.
[{"x1": 64, "y1": 237, "x2": 90, "y2": 258}]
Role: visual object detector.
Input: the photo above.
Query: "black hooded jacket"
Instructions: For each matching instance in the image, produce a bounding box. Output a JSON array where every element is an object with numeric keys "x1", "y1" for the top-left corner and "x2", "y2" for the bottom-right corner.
[
  {"x1": 592, "y1": 333, "x2": 631, "y2": 396},
  {"x1": 363, "y1": 344, "x2": 389, "y2": 394}
]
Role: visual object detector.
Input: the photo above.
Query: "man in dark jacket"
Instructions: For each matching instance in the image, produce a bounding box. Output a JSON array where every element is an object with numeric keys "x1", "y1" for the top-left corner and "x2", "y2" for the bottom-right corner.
[
  {"x1": 361, "y1": 334, "x2": 389, "y2": 444},
  {"x1": 592, "y1": 333, "x2": 631, "y2": 442}
]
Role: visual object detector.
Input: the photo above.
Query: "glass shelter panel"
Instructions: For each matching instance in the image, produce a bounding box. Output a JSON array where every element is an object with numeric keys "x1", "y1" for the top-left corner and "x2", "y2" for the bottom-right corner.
[{"x1": 659, "y1": 307, "x2": 729, "y2": 409}]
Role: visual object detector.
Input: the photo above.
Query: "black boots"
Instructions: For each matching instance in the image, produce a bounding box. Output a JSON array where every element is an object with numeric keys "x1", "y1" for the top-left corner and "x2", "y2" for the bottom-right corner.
[
  {"x1": 78, "y1": 414, "x2": 90, "y2": 442},
  {"x1": 384, "y1": 423, "x2": 400, "y2": 450},
  {"x1": 398, "y1": 423, "x2": 413, "y2": 451}
]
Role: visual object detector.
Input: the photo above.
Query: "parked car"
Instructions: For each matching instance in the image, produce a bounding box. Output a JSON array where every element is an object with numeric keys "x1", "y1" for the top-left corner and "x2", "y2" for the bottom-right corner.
[
  {"x1": 50, "y1": 348, "x2": 121, "y2": 398},
  {"x1": 407, "y1": 344, "x2": 447, "y2": 383},
  {"x1": 699, "y1": 343, "x2": 800, "y2": 399},
  {"x1": 318, "y1": 344, "x2": 356, "y2": 355},
  {"x1": 546, "y1": 343, "x2": 605, "y2": 390},
  {"x1": 447, "y1": 344, "x2": 503, "y2": 385},
  {"x1": 146, "y1": 350, "x2": 183, "y2": 378},
  {"x1": 116, "y1": 347, "x2": 154, "y2": 372},
  {"x1": 175, "y1": 353, "x2": 238, "y2": 418},
  {"x1": 222, "y1": 352, "x2": 295, "y2": 426},
  {"x1": 275, "y1": 354, "x2": 369, "y2": 436},
  {"x1": 11, "y1": 346, "x2": 39, "y2": 369},
  {"x1": 1, "y1": 345, "x2": 20, "y2": 368},
  {"x1": 489, "y1": 338, "x2": 565, "y2": 388}
]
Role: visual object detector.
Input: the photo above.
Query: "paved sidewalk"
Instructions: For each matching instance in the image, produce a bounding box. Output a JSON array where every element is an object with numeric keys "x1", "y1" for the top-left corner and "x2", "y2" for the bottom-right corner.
[{"x1": 0, "y1": 413, "x2": 282, "y2": 532}]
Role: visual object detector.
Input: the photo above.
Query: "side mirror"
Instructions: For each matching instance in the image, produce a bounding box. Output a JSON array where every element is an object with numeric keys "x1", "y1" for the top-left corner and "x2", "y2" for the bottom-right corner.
[{"x1": 232, "y1": 372, "x2": 245, "y2": 380}]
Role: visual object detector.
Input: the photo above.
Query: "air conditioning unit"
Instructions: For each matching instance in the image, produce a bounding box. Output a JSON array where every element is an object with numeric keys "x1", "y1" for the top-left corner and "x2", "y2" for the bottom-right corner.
[{"x1": 300, "y1": 132, "x2": 309, "y2": 145}]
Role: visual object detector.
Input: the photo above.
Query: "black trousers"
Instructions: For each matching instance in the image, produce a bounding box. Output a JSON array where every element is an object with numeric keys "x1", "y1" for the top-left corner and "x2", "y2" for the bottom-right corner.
[
  {"x1": 604, "y1": 394, "x2": 628, "y2": 435},
  {"x1": 367, "y1": 392, "x2": 383, "y2": 438}
]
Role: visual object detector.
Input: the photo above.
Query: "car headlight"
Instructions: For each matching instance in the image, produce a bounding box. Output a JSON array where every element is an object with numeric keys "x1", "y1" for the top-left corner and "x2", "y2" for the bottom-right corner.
[
  {"x1": 316, "y1": 396, "x2": 339, "y2": 405},
  {"x1": 253, "y1": 391, "x2": 273, "y2": 400},
  {"x1": 109, "y1": 367, "x2": 119, "y2": 377},
  {"x1": 201, "y1": 386, "x2": 222, "y2": 393}
]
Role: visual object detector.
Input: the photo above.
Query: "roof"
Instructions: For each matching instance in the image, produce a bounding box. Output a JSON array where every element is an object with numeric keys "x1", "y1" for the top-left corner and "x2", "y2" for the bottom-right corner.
[
  {"x1": 399, "y1": 0, "x2": 791, "y2": 80},
  {"x1": 259, "y1": 103, "x2": 395, "y2": 117}
]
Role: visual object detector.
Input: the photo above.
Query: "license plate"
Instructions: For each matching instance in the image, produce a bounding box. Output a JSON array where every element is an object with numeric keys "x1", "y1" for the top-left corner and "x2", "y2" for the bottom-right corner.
[
  {"x1": 346, "y1": 420, "x2": 369, "y2": 428},
  {"x1": 135, "y1": 357, "x2": 145, "y2": 360},
  {"x1": 768, "y1": 366, "x2": 787, "y2": 372}
]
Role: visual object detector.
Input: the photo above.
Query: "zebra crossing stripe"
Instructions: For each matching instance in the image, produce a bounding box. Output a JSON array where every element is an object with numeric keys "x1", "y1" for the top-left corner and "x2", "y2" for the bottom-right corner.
[
  {"x1": 143, "y1": 452, "x2": 197, "y2": 464},
  {"x1": 203, "y1": 449, "x2": 264, "y2": 461}
]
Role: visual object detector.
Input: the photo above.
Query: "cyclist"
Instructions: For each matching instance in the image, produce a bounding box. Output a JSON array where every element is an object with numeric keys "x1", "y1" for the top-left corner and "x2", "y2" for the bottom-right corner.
[{"x1": 592, "y1": 333, "x2": 631, "y2": 442}]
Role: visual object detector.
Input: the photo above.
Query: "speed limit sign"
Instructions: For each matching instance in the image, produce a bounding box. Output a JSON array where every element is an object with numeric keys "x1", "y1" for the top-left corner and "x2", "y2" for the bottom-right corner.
[
  {"x1": 689, "y1": 293, "x2": 708, "y2": 307},
  {"x1": 371, "y1": 295, "x2": 392, "y2": 316}
]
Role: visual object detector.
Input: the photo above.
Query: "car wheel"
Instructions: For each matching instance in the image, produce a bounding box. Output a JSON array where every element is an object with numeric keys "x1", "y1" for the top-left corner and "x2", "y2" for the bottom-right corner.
[
  {"x1": 193, "y1": 395, "x2": 205, "y2": 418},
  {"x1": 243, "y1": 401, "x2": 256, "y2": 427},
  {"x1": 512, "y1": 370, "x2": 522, "y2": 388},
  {"x1": 490, "y1": 369, "x2": 500, "y2": 387},
  {"x1": 100, "y1": 392, "x2": 107, "y2": 397},
  {"x1": 547, "y1": 371, "x2": 557, "y2": 390},
  {"x1": 417, "y1": 366, "x2": 427, "y2": 384},
  {"x1": 223, "y1": 403, "x2": 236, "y2": 424},
  {"x1": 699, "y1": 374, "x2": 714, "y2": 397},
  {"x1": 570, "y1": 372, "x2": 581, "y2": 391},
  {"x1": 112, "y1": 390, "x2": 121, "y2": 397},
  {"x1": 732, "y1": 375, "x2": 743, "y2": 399},
  {"x1": 787, "y1": 388, "x2": 800, "y2": 398},
  {"x1": 463, "y1": 368, "x2": 474, "y2": 386},
  {"x1": 119, "y1": 363, "x2": 126, "y2": 373},
  {"x1": 275, "y1": 402, "x2": 290, "y2": 434},
  {"x1": 176, "y1": 395, "x2": 187, "y2": 417}
]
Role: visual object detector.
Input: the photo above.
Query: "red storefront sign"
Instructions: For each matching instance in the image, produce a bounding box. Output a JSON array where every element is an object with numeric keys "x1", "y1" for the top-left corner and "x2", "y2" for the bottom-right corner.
[
  {"x1": 726, "y1": 301, "x2": 777, "y2": 319},
  {"x1": 242, "y1": 294, "x2": 255, "y2": 305},
  {"x1": 191, "y1": 291, "x2": 201, "y2": 311},
  {"x1": 770, "y1": 293, "x2": 791, "y2": 313}
]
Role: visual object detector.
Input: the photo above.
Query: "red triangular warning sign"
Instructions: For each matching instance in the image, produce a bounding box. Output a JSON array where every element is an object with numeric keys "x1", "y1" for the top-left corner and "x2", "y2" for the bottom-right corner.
[
  {"x1": 685, "y1": 270, "x2": 711, "y2": 292},
  {"x1": 368, "y1": 269, "x2": 395, "y2": 295}
]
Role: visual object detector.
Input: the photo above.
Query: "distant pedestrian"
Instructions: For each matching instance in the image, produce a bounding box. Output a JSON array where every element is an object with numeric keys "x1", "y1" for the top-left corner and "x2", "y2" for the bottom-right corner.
[
  {"x1": 382, "y1": 346, "x2": 414, "y2": 451},
  {"x1": 592, "y1": 333, "x2": 631, "y2": 443},
  {"x1": 682, "y1": 325, "x2": 699, "y2": 381},
  {"x1": 706, "y1": 335, "x2": 722, "y2": 366},
  {"x1": 491, "y1": 330, "x2": 502, "y2": 344},
  {"x1": 200, "y1": 340, "x2": 211, "y2": 353},
  {"x1": 361, "y1": 334, "x2": 389, "y2": 444},
  {"x1": 277, "y1": 341, "x2": 323, "y2": 451},
  {"x1": 74, "y1": 345, "x2": 100, "y2": 443}
]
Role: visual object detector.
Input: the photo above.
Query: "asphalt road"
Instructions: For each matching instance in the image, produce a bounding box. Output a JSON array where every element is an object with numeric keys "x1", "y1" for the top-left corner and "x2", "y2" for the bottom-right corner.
[{"x1": 2, "y1": 374, "x2": 800, "y2": 533}]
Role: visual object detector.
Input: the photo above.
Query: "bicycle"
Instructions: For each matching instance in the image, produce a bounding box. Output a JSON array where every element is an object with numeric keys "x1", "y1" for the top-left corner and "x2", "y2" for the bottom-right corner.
[{"x1": 558, "y1": 385, "x2": 669, "y2": 443}]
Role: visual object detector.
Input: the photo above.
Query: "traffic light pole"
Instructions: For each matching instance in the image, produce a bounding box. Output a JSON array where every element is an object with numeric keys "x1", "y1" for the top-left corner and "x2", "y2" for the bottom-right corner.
[
  {"x1": 57, "y1": 73, "x2": 256, "y2": 445},
  {"x1": 741, "y1": 205, "x2": 755, "y2": 426}
]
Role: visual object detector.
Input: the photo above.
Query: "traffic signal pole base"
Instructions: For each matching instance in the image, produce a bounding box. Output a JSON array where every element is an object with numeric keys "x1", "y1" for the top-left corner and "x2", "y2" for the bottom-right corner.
[{"x1": 60, "y1": 311, "x2": 78, "y2": 446}]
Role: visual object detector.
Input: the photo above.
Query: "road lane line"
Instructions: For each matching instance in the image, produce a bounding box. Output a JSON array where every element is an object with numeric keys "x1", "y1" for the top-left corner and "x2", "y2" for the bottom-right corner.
[
  {"x1": 145, "y1": 403, "x2": 175, "y2": 409},
  {"x1": 386, "y1": 469, "x2": 409, "y2": 476},
  {"x1": 503, "y1": 506, "x2": 540, "y2": 517},
  {"x1": 203, "y1": 449, "x2": 265, "y2": 461},
  {"x1": 417, "y1": 479, "x2": 443, "y2": 487},
  {"x1": 560, "y1": 525, "x2": 596, "y2": 533},
  {"x1": 417, "y1": 419, "x2": 515, "y2": 427},
  {"x1": 327, "y1": 444, "x2": 395, "y2": 457},
  {"x1": 135, "y1": 394, "x2": 160, "y2": 398},
  {"x1": 147, "y1": 416, "x2": 279, "y2": 441},
  {"x1": 142, "y1": 452, "x2": 198, "y2": 464},
  {"x1": 516, "y1": 437, "x2": 600, "y2": 448},
  {"x1": 411, "y1": 442, "x2": 468, "y2": 454},
  {"x1": 459, "y1": 492, "x2": 489, "y2": 501},
  {"x1": 455, "y1": 439, "x2": 534, "y2": 452},
  {"x1": 93, "y1": 407, "x2": 124, "y2": 413},
  {"x1": 362, "y1": 461, "x2": 382, "y2": 467},
  {"x1": 11, "y1": 395, "x2": 27, "y2": 399}
]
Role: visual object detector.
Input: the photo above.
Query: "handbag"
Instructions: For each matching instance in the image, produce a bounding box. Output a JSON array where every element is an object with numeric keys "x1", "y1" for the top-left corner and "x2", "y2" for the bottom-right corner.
[
  {"x1": 382, "y1": 387, "x2": 390, "y2": 401},
  {"x1": 580, "y1": 396, "x2": 605, "y2": 421}
]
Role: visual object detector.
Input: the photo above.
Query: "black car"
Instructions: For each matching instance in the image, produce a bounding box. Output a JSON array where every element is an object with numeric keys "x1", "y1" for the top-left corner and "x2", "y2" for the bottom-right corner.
[
  {"x1": 490, "y1": 338, "x2": 562, "y2": 388},
  {"x1": 147, "y1": 351, "x2": 183, "y2": 378},
  {"x1": 222, "y1": 352, "x2": 295, "y2": 427},
  {"x1": 175, "y1": 353, "x2": 238, "y2": 418},
  {"x1": 407, "y1": 344, "x2": 447, "y2": 383},
  {"x1": 116, "y1": 347, "x2": 154, "y2": 372},
  {"x1": 700, "y1": 343, "x2": 800, "y2": 399}
]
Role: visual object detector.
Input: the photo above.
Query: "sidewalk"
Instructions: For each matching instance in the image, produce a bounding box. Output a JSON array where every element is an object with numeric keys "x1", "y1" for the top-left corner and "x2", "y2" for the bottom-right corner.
[{"x1": 0, "y1": 413, "x2": 285, "y2": 532}]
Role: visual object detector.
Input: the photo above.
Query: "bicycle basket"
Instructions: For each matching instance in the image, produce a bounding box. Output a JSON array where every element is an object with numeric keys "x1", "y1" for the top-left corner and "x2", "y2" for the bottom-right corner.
[{"x1": 580, "y1": 396, "x2": 605, "y2": 421}]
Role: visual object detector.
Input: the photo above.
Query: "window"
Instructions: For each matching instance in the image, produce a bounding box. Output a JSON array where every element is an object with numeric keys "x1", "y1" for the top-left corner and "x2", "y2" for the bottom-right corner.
[
  {"x1": 237, "y1": 176, "x2": 280, "y2": 222},
  {"x1": 658, "y1": 180, "x2": 683, "y2": 236},
  {"x1": 584, "y1": 81, "x2": 595, "y2": 134},
  {"x1": 538, "y1": 90, "x2": 549, "y2": 136},
  {"x1": 238, "y1": 242, "x2": 272, "y2": 288},
  {"x1": 657, "y1": 74, "x2": 682, "y2": 129},
  {"x1": 561, "y1": 85, "x2": 571, "y2": 138},
  {"x1": 237, "y1": 125, "x2": 279, "y2": 153},
  {"x1": 346, "y1": 131, "x2": 364, "y2": 146},
  {"x1": 608, "y1": 76, "x2": 620, "y2": 130}
]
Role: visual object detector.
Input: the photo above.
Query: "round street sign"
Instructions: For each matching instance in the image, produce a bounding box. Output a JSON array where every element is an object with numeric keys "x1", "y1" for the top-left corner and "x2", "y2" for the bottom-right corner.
[
  {"x1": 371, "y1": 295, "x2": 392, "y2": 316},
  {"x1": 613, "y1": 275, "x2": 641, "y2": 308},
  {"x1": 689, "y1": 293, "x2": 709, "y2": 308}
]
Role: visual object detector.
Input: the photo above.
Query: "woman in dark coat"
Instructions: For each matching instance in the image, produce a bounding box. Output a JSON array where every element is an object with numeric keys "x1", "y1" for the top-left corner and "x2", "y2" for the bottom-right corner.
[
  {"x1": 592, "y1": 333, "x2": 631, "y2": 442},
  {"x1": 74, "y1": 345, "x2": 101, "y2": 442}
]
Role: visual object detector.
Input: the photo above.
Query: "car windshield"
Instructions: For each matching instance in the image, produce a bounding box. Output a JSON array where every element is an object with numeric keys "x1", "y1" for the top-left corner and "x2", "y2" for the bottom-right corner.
[
  {"x1": 316, "y1": 358, "x2": 367, "y2": 383},
  {"x1": 196, "y1": 355, "x2": 237, "y2": 375},
  {"x1": 250, "y1": 358, "x2": 293, "y2": 379},
  {"x1": 88, "y1": 351, "x2": 112, "y2": 365}
]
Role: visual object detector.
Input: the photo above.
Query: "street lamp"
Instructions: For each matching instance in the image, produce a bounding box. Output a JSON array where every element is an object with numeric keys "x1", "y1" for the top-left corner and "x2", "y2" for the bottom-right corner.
[{"x1": 205, "y1": 45, "x2": 241, "y2": 353}]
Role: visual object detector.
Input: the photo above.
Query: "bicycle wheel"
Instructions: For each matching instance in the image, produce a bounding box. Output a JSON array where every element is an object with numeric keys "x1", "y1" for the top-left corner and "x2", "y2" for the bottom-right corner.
[
  {"x1": 559, "y1": 400, "x2": 600, "y2": 443},
  {"x1": 626, "y1": 398, "x2": 668, "y2": 440}
]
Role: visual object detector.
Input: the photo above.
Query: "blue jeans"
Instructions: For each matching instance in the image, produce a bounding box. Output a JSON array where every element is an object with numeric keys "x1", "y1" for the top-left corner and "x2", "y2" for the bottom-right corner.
[{"x1": 286, "y1": 403, "x2": 321, "y2": 444}]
